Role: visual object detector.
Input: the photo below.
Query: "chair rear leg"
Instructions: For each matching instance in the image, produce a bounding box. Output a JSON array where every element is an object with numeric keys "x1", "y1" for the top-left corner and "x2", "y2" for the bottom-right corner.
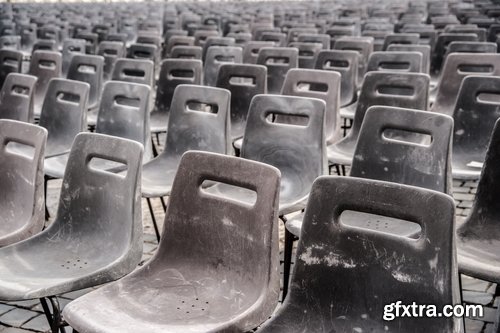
[{"x1": 146, "y1": 197, "x2": 161, "y2": 242}]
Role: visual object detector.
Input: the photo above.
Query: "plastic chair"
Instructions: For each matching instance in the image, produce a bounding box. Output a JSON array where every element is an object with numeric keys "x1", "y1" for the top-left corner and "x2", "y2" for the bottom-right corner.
[
  {"x1": 215, "y1": 63, "x2": 267, "y2": 141},
  {"x1": 127, "y1": 43, "x2": 158, "y2": 63},
  {"x1": 432, "y1": 33, "x2": 479, "y2": 73},
  {"x1": 0, "y1": 49, "x2": 22, "y2": 90},
  {"x1": 257, "y1": 47, "x2": 298, "y2": 94},
  {"x1": 445, "y1": 41, "x2": 497, "y2": 56},
  {"x1": 243, "y1": 41, "x2": 274, "y2": 64},
  {"x1": 432, "y1": 53, "x2": 500, "y2": 116},
  {"x1": 315, "y1": 50, "x2": 359, "y2": 108},
  {"x1": 0, "y1": 132, "x2": 143, "y2": 333},
  {"x1": 0, "y1": 35, "x2": 20, "y2": 50},
  {"x1": 204, "y1": 46, "x2": 242, "y2": 86},
  {"x1": 451, "y1": 75, "x2": 500, "y2": 179},
  {"x1": 63, "y1": 150, "x2": 280, "y2": 333},
  {"x1": 366, "y1": 51, "x2": 423, "y2": 73},
  {"x1": 387, "y1": 44, "x2": 431, "y2": 74},
  {"x1": 328, "y1": 72, "x2": 430, "y2": 168},
  {"x1": 201, "y1": 36, "x2": 235, "y2": 61},
  {"x1": 260, "y1": 32, "x2": 286, "y2": 47},
  {"x1": 165, "y1": 35, "x2": 195, "y2": 57},
  {"x1": 97, "y1": 41, "x2": 126, "y2": 81},
  {"x1": 297, "y1": 33, "x2": 330, "y2": 49},
  {"x1": 28, "y1": 50, "x2": 62, "y2": 119},
  {"x1": 75, "y1": 31, "x2": 98, "y2": 54},
  {"x1": 111, "y1": 58, "x2": 154, "y2": 87},
  {"x1": 193, "y1": 29, "x2": 219, "y2": 47},
  {"x1": 142, "y1": 85, "x2": 230, "y2": 240},
  {"x1": 281, "y1": 68, "x2": 341, "y2": 144},
  {"x1": 0, "y1": 73, "x2": 37, "y2": 122},
  {"x1": 66, "y1": 54, "x2": 104, "y2": 111},
  {"x1": 170, "y1": 45, "x2": 202, "y2": 60},
  {"x1": 287, "y1": 41, "x2": 322, "y2": 69},
  {"x1": 259, "y1": 176, "x2": 461, "y2": 333},
  {"x1": 333, "y1": 37, "x2": 374, "y2": 85},
  {"x1": 0, "y1": 119, "x2": 47, "y2": 247},
  {"x1": 382, "y1": 33, "x2": 420, "y2": 50},
  {"x1": 32, "y1": 39, "x2": 57, "y2": 52},
  {"x1": 61, "y1": 39, "x2": 86, "y2": 77}
]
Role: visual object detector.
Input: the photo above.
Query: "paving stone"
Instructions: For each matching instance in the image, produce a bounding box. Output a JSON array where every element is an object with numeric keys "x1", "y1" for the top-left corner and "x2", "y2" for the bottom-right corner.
[
  {"x1": 484, "y1": 322, "x2": 497, "y2": 333},
  {"x1": 21, "y1": 314, "x2": 50, "y2": 332},
  {"x1": 0, "y1": 308, "x2": 38, "y2": 327},
  {"x1": 462, "y1": 276, "x2": 492, "y2": 293},
  {"x1": 5, "y1": 300, "x2": 39, "y2": 310},
  {"x1": 465, "y1": 318, "x2": 485, "y2": 333},
  {"x1": 458, "y1": 201, "x2": 474, "y2": 209},
  {"x1": 60, "y1": 288, "x2": 93, "y2": 300},
  {"x1": 0, "y1": 305, "x2": 14, "y2": 316},
  {"x1": 454, "y1": 186, "x2": 471, "y2": 193},
  {"x1": 463, "y1": 290, "x2": 495, "y2": 306},
  {"x1": 454, "y1": 192, "x2": 475, "y2": 201},
  {"x1": 0, "y1": 328, "x2": 35, "y2": 333}
]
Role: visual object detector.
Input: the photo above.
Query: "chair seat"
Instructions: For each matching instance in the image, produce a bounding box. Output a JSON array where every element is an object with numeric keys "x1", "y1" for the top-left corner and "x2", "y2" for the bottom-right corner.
[
  {"x1": 327, "y1": 139, "x2": 356, "y2": 166},
  {"x1": 339, "y1": 101, "x2": 357, "y2": 119},
  {"x1": 64, "y1": 266, "x2": 264, "y2": 333},
  {"x1": 452, "y1": 158, "x2": 483, "y2": 180},
  {"x1": 150, "y1": 110, "x2": 169, "y2": 134},
  {"x1": 0, "y1": 216, "x2": 40, "y2": 248},
  {"x1": 44, "y1": 153, "x2": 70, "y2": 179},
  {"x1": 141, "y1": 156, "x2": 180, "y2": 197}
]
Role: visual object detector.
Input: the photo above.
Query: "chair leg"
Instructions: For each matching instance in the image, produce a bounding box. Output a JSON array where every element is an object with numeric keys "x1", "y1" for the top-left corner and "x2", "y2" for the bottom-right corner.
[
  {"x1": 160, "y1": 196, "x2": 167, "y2": 212},
  {"x1": 44, "y1": 175, "x2": 50, "y2": 221},
  {"x1": 341, "y1": 165, "x2": 346, "y2": 176},
  {"x1": 155, "y1": 132, "x2": 161, "y2": 146},
  {"x1": 151, "y1": 137, "x2": 159, "y2": 157},
  {"x1": 283, "y1": 227, "x2": 294, "y2": 301},
  {"x1": 40, "y1": 297, "x2": 67, "y2": 333},
  {"x1": 146, "y1": 198, "x2": 161, "y2": 242}
]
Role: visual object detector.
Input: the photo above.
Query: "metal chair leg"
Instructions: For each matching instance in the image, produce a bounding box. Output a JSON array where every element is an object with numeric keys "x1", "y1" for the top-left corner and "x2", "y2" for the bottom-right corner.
[
  {"x1": 146, "y1": 198, "x2": 161, "y2": 242},
  {"x1": 44, "y1": 175, "x2": 50, "y2": 221},
  {"x1": 283, "y1": 227, "x2": 294, "y2": 301},
  {"x1": 151, "y1": 137, "x2": 158, "y2": 157},
  {"x1": 160, "y1": 196, "x2": 167, "y2": 212},
  {"x1": 40, "y1": 296, "x2": 67, "y2": 333}
]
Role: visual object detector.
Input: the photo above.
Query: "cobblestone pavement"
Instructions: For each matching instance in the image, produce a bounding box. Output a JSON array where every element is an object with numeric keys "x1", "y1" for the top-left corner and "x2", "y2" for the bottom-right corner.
[{"x1": 0, "y1": 141, "x2": 496, "y2": 332}]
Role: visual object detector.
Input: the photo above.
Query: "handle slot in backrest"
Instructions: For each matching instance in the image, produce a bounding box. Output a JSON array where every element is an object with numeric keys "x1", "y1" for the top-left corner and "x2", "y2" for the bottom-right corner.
[
  {"x1": 340, "y1": 46, "x2": 363, "y2": 52},
  {"x1": 377, "y1": 85, "x2": 415, "y2": 96},
  {"x1": 3, "y1": 57, "x2": 18, "y2": 65},
  {"x1": 378, "y1": 61, "x2": 411, "y2": 70},
  {"x1": 133, "y1": 50, "x2": 152, "y2": 58},
  {"x1": 229, "y1": 75, "x2": 256, "y2": 86},
  {"x1": 169, "y1": 69, "x2": 195, "y2": 79},
  {"x1": 382, "y1": 126, "x2": 433, "y2": 147},
  {"x1": 57, "y1": 92, "x2": 81, "y2": 104},
  {"x1": 5, "y1": 140, "x2": 35, "y2": 160},
  {"x1": 296, "y1": 81, "x2": 328, "y2": 92},
  {"x1": 87, "y1": 155, "x2": 128, "y2": 178},
  {"x1": 325, "y1": 60, "x2": 349, "y2": 68},
  {"x1": 122, "y1": 68, "x2": 146, "y2": 78},
  {"x1": 476, "y1": 92, "x2": 500, "y2": 104},
  {"x1": 11, "y1": 85, "x2": 30, "y2": 96},
  {"x1": 114, "y1": 95, "x2": 141, "y2": 108},
  {"x1": 266, "y1": 56, "x2": 290, "y2": 65},
  {"x1": 68, "y1": 45, "x2": 83, "y2": 52},
  {"x1": 214, "y1": 54, "x2": 236, "y2": 62},
  {"x1": 39, "y1": 60, "x2": 56, "y2": 69},
  {"x1": 201, "y1": 179, "x2": 257, "y2": 206},
  {"x1": 298, "y1": 49, "x2": 314, "y2": 57},
  {"x1": 458, "y1": 64, "x2": 494, "y2": 74},
  {"x1": 186, "y1": 100, "x2": 219, "y2": 114},
  {"x1": 103, "y1": 49, "x2": 118, "y2": 56},
  {"x1": 266, "y1": 110, "x2": 310, "y2": 126},
  {"x1": 78, "y1": 64, "x2": 97, "y2": 73}
]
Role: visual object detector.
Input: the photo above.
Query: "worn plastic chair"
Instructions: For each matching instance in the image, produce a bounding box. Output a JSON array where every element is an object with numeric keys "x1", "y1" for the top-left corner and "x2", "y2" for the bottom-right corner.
[
  {"x1": 281, "y1": 68, "x2": 341, "y2": 144},
  {"x1": 127, "y1": 43, "x2": 158, "y2": 63},
  {"x1": 0, "y1": 132, "x2": 143, "y2": 332},
  {"x1": 366, "y1": 51, "x2": 423, "y2": 73},
  {"x1": 445, "y1": 41, "x2": 497, "y2": 56},
  {"x1": 456, "y1": 116, "x2": 500, "y2": 282},
  {"x1": 170, "y1": 45, "x2": 202, "y2": 60},
  {"x1": 204, "y1": 46, "x2": 242, "y2": 87},
  {"x1": 0, "y1": 73, "x2": 37, "y2": 122},
  {"x1": 432, "y1": 33, "x2": 479, "y2": 73},
  {"x1": 0, "y1": 35, "x2": 20, "y2": 50},
  {"x1": 142, "y1": 85, "x2": 230, "y2": 240},
  {"x1": 451, "y1": 75, "x2": 500, "y2": 179},
  {"x1": 257, "y1": 47, "x2": 298, "y2": 94},
  {"x1": 98, "y1": 41, "x2": 126, "y2": 81},
  {"x1": 387, "y1": 44, "x2": 431, "y2": 74},
  {"x1": 297, "y1": 33, "x2": 330, "y2": 49},
  {"x1": 216, "y1": 63, "x2": 267, "y2": 141},
  {"x1": 0, "y1": 119, "x2": 47, "y2": 247},
  {"x1": 66, "y1": 54, "x2": 104, "y2": 111},
  {"x1": 315, "y1": 50, "x2": 359, "y2": 108},
  {"x1": 75, "y1": 31, "x2": 98, "y2": 54},
  {"x1": 0, "y1": 49, "x2": 22, "y2": 90},
  {"x1": 243, "y1": 41, "x2": 274, "y2": 64},
  {"x1": 328, "y1": 72, "x2": 430, "y2": 168},
  {"x1": 202, "y1": 36, "x2": 235, "y2": 61},
  {"x1": 432, "y1": 53, "x2": 500, "y2": 116},
  {"x1": 64, "y1": 150, "x2": 280, "y2": 333},
  {"x1": 259, "y1": 176, "x2": 461, "y2": 333},
  {"x1": 333, "y1": 37, "x2": 374, "y2": 85},
  {"x1": 260, "y1": 32, "x2": 286, "y2": 47},
  {"x1": 382, "y1": 33, "x2": 420, "y2": 50},
  {"x1": 111, "y1": 58, "x2": 154, "y2": 87},
  {"x1": 28, "y1": 50, "x2": 62, "y2": 119},
  {"x1": 32, "y1": 39, "x2": 57, "y2": 52},
  {"x1": 61, "y1": 39, "x2": 86, "y2": 77},
  {"x1": 165, "y1": 36, "x2": 194, "y2": 57},
  {"x1": 288, "y1": 42, "x2": 323, "y2": 69}
]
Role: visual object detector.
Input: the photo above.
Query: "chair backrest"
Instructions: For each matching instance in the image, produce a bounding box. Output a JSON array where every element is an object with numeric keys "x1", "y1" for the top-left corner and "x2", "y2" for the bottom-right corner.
[
  {"x1": 75, "y1": 31, "x2": 98, "y2": 54},
  {"x1": 162, "y1": 85, "x2": 230, "y2": 161},
  {"x1": 382, "y1": 33, "x2": 420, "y2": 50},
  {"x1": 28, "y1": 50, "x2": 62, "y2": 110},
  {"x1": 243, "y1": 41, "x2": 274, "y2": 64},
  {"x1": 445, "y1": 41, "x2": 497, "y2": 56},
  {"x1": 297, "y1": 33, "x2": 330, "y2": 49},
  {"x1": 0, "y1": 119, "x2": 47, "y2": 246},
  {"x1": 315, "y1": 50, "x2": 359, "y2": 107},
  {"x1": 170, "y1": 45, "x2": 202, "y2": 60},
  {"x1": 51, "y1": 132, "x2": 143, "y2": 268},
  {"x1": 32, "y1": 39, "x2": 57, "y2": 52},
  {"x1": 216, "y1": 63, "x2": 266, "y2": 140},
  {"x1": 97, "y1": 41, "x2": 126, "y2": 81},
  {"x1": 193, "y1": 29, "x2": 219, "y2": 47},
  {"x1": 0, "y1": 35, "x2": 20, "y2": 50},
  {"x1": 127, "y1": 43, "x2": 157, "y2": 63},
  {"x1": 257, "y1": 47, "x2": 298, "y2": 94},
  {"x1": 281, "y1": 68, "x2": 341, "y2": 144},
  {"x1": 452, "y1": 75, "x2": 500, "y2": 167},
  {"x1": 432, "y1": 53, "x2": 500, "y2": 116},
  {"x1": 285, "y1": 176, "x2": 459, "y2": 332},
  {"x1": 288, "y1": 42, "x2": 323, "y2": 69},
  {"x1": 260, "y1": 32, "x2": 286, "y2": 47},
  {"x1": 204, "y1": 46, "x2": 242, "y2": 86},
  {"x1": 348, "y1": 72, "x2": 430, "y2": 140},
  {"x1": 202, "y1": 36, "x2": 235, "y2": 61},
  {"x1": 39, "y1": 78, "x2": 90, "y2": 157},
  {"x1": 433, "y1": 33, "x2": 479, "y2": 72},
  {"x1": 67, "y1": 54, "x2": 104, "y2": 109},
  {"x1": 20, "y1": 24, "x2": 37, "y2": 51},
  {"x1": 61, "y1": 38, "x2": 86, "y2": 76},
  {"x1": 242, "y1": 94, "x2": 327, "y2": 199},
  {"x1": 111, "y1": 58, "x2": 154, "y2": 87},
  {"x1": 351, "y1": 106, "x2": 453, "y2": 194},
  {"x1": 96, "y1": 81, "x2": 151, "y2": 154},
  {"x1": 333, "y1": 37, "x2": 374, "y2": 81},
  {"x1": 0, "y1": 73, "x2": 37, "y2": 122},
  {"x1": 165, "y1": 35, "x2": 194, "y2": 57},
  {"x1": 0, "y1": 49, "x2": 22, "y2": 90},
  {"x1": 366, "y1": 51, "x2": 423, "y2": 73},
  {"x1": 155, "y1": 151, "x2": 279, "y2": 319},
  {"x1": 154, "y1": 59, "x2": 203, "y2": 114},
  {"x1": 387, "y1": 44, "x2": 431, "y2": 74}
]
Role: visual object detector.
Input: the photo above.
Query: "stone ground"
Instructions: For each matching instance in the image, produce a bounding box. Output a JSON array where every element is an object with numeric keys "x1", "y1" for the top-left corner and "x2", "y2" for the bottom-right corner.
[{"x1": 0, "y1": 136, "x2": 497, "y2": 332}]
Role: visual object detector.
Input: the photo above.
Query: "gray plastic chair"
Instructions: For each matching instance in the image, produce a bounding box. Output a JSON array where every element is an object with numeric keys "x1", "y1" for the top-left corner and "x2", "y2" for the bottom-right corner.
[
  {"x1": 281, "y1": 68, "x2": 341, "y2": 144},
  {"x1": 0, "y1": 119, "x2": 47, "y2": 247},
  {"x1": 260, "y1": 32, "x2": 286, "y2": 47},
  {"x1": 67, "y1": 54, "x2": 104, "y2": 111},
  {"x1": 257, "y1": 47, "x2": 298, "y2": 94},
  {"x1": 382, "y1": 33, "x2": 420, "y2": 50},
  {"x1": 445, "y1": 41, "x2": 497, "y2": 56},
  {"x1": 387, "y1": 44, "x2": 431, "y2": 74},
  {"x1": 432, "y1": 53, "x2": 500, "y2": 116},
  {"x1": 0, "y1": 49, "x2": 22, "y2": 90},
  {"x1": 328, "y1": 72, "x2": 430, "y2": 168},
  {"x1": 98, "y1": 41, "x2": 126, "y2": 81},
  {"x1": 150, "y1": 59, "x2": 203, "y2": 134},
  {"x1": 333, "y1": 37, "x2": 374, "y2": 85},
  {"x1": 61, "y1": 39, "x2": 86, "y2": 77},
  {"x1": 215, "y1": 63, "x2": 267, "y2": 141},
  {"x1": 170, "y1": 45, "x2": 202, "y2": 60},
  {"x1": 111, "y1": 58, "x2": 154, "y2": 87},
  {"x1": 260, "y1": 176, "x2": 462, "y2": 333},
  {"x1": 457, "y1": 118, "x2": 500, "y2": 284},
  {"x1": 203, "y1": 46, "x2": 242, "y2": 86},
  {"x1": 165, "y1": 36, "x2": 195, "y2": 57},
  {"x1": 0, "y1": 35, "x2": 20, "y2": 50},
  {"x1": 64, "y1": 150, "x2": 280, "y2": 333},
  {"x1": 243, "y1": 41, "x2": 274, "y2": 64},
  {"x1": 0, "y1": 132, "x2": 143, "y2": 332},
  {"x1": 452, "y1": 75, "x2": 500, "y2": 179},
  {"x1": 127, "y1": 43, "x2": 158, "y2": 63},
  {"x1": 32, "y1": 39, "x2": 57, "y2": 52},
  {"x1": 194, "y1": 29, "x2": 219, "y2": 47},
  {"x1": 432, "y1": 33, "x2": 479, "y2": 73},
  {"x1": 28, "y1": 50, "x2": 62, "y2": 119},
  {"x1": 202, "y1": 36, "x2": 235, "y2": 61},
  {"x1": 297, "y1": 33, "x2": 330, "y2": 49},
  {"x1": 0, "y1": 73, "x2": 37, "y2": 122},
  {"x1": 366, "y1": 51, "x2": 423, "y2": 73},
  {"x1": 288, "y1": 42, "x2": 323, "y2": 69},
  {"x1": 75, "y1": 31, "x2": 98, "y2": 54}
]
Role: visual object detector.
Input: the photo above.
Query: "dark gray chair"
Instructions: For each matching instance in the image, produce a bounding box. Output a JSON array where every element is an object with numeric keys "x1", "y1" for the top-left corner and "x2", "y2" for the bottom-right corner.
[
  {"x1": 202, "y1": 36, "x2": 235, "y2": 61},
  {"x1": 28, "y1": 50, "x2": 62, "y2": 119},
  {"x1": 0, "y1": 119, "x2": 47, "y2": 247},
  {"x1": 382, "y1": 33, "x2": 420, "y2": 50},
  {"x1": 452, "y1": 75, "x2": 500, "y2": 179},
  {"x1": 260, "y1": 32, "x2": 286, "y2": 47},
  {"x1": 75, "y1": 31, "x2": 98, "y2": 54},
  {"x1": 142, "y1": 85, "x2": 231, "y2": 240},
  {"x1": 215, "y1": 63, "x2": 267, "y2": 141},
  {"x1": 387, "y1": 44, "x2": 431, "y2": 74},
  {"x1": 203, "y1": 46, "x2": 242, "y2": 86},
  {"x1": 66, "y1": 54, "x2": 104, "y2": 111},
  {"x1": 288, "y1": 42, "x2": 323, "y2": 69},
  {"x1": 0, "y1": 73, "x2": 37, "y2": 122},
  {"x1": 0, "y1": 49, "x2": 22, "y2": 90},
  {"x1": 297, "y1": 33, "x2": 330, "y2": 49},
  {"x1": 0, "y1": 35, "x2": 20, "y2": 50},
  {"x1": 170, "y1": 45, "x2": 202, "y2": 60},
  {"x1": 111, "y1": 58, "x2": 154, "y2": 87},
  {"x1": 260, "y1": 176, "x2": 461, "y2": 333},
  {"x1": 0, "y1": 133, "x2": 143, "y2": 333},
  {"x1": 432, "y1": 33, "x2": 479, "y2": 73},
  {"x1": 64, "y1": 151, "x2": 280, "y2": 333},
  {"x1": 165, "y1": 36, "x2": 195, "y2": 57},
  {"x1": 243, "y1": 41, "x2": 274, "y2": 64},
  {"x1": 366, "y1": 51, "x2": 423, "y2": 73},
  {"x1": 257, "y1": 47, "x2": 298, "y2": 94},
  {"x1": 98, "y1": 41, "x2": 126, "y2": 81},
  {"x1": 150, "y1": 59, "x2": 203, "y2": 134},
  {"x1": 127, "y1": 43, "x2": 158, "y2": 63},
  {"x1": 333, "y1": 37, "x2": 374, "y2": 85},
  {"x1": 61, "y1": 38, "x2": 86, "y2": 77},
  {"x1": 328, "y1": 72, "x2": 430, "y2": 169},
  {"x1": 32, "y1": 39, "x2": 57, "y2": 52}
]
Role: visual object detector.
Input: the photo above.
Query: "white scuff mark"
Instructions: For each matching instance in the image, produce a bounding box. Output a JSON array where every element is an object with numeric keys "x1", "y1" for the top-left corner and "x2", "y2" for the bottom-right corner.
[
  {"x1": 222, "y1": 217, "x2": 234, "y2": 227},
  {"x1": 299, "y1": 247, "x2": 356, "y2": 268},
  {"x1": 354, "y1": 327, "x2": 362, "y2": 333},
  {"x1": 391, "y1": 270, "x2": 414, "y2": 283}
]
